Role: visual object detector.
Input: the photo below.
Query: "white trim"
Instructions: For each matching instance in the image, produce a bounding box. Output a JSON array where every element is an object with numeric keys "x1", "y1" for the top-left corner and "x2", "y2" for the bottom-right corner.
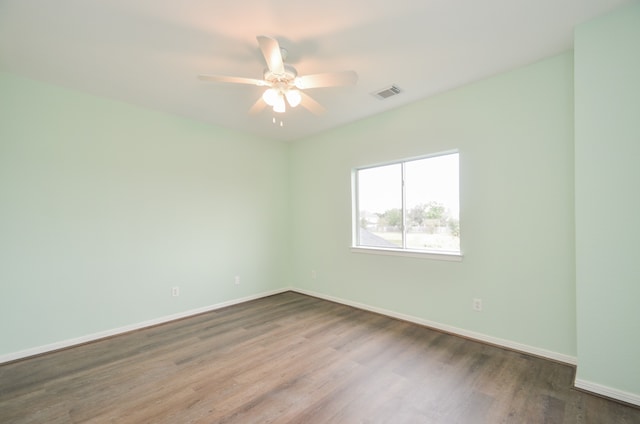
[
  {"x1": 574, "y1": 378, "x2": 640, "y2": 407},
  {"x1": 0, "y1": 288, "x2": 290, "y2": 364},
  {"x1": 291, "y1": 288, "x2": 576, "y2": 365},
  {"x1": 350, "y1": 246, "x2": 463, "y2": 262},
  {"x1": 8, "y1": 287, "x2": 640, "y2": 407}
]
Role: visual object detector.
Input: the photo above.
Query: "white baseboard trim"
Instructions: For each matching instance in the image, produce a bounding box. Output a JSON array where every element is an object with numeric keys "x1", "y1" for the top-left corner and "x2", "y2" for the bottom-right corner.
[
  {"x1": 292, "y1": 288, "x2": 577, "y2": 366},
  {"x1": 0, "y1": 287, "x2": 290, "y2": 365},
  {"x1": 575, "y1": 378, "x2": 640, "y2": 407},
  {"x1": 7, "y1": 288, "x2": 638, "y2": 407}
]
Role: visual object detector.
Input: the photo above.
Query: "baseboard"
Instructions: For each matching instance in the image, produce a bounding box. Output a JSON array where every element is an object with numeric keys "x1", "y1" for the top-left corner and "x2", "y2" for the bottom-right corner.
[
  {"x1": 292, "y1": 288, "x2": 577, "y2": 365},
  {"x1": 0, "y1": 287, "x2": 290, "y2": 365},
  {"x1": 1, "y1": 287, "x2": 576, "y2": 367},
  {"x1": 6, "y1": 287, "x2": 638, "y2": 408},
  {"x1": 575, "y1": 378, "x2": 640, "y2": 407}
]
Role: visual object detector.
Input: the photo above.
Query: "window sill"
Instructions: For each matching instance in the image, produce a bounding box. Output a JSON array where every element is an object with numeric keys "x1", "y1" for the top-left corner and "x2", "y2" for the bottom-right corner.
[{"x1": 350, "y1": 246, "x2": 463, "y2": 262}]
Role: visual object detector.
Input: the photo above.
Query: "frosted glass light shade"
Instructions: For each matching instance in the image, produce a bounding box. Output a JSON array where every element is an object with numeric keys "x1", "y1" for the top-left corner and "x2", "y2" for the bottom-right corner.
[
  {"x1": 285, "y1": 89, "x2": 301, "y2": 107},
  {"x1": 273, "y1": 94, "x2": 286, "y2": 113},
  {"x1": 262, "y1": 88, "x2": 278, "y2": 106}
]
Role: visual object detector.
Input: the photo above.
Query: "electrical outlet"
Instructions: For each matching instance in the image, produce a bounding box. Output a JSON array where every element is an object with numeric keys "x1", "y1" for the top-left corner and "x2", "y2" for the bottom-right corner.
[
  {"x1": 311, "y1": 270, "x2": 317, "y2": 279},
  {"x1": 472, "y1": 298, "x2": 482, "y2": 312},
  {"x1": 172, "y1": 287, "x2": 180, "y2": 297},
  {"x1": 234, "y1": 276, "x2": 240, "y2": 285}
]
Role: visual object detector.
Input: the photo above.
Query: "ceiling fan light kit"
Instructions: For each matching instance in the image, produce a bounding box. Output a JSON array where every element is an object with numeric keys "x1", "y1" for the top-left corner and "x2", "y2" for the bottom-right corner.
[
  {"x1": 261, "y1": 83, "x2": 301, "y2": 113},
  {"x1": 198, "y1": 35, "x2": 358, "y2": 117}
]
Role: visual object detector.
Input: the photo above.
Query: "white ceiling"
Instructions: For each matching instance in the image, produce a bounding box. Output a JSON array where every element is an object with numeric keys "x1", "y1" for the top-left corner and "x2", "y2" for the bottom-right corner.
[{"x1": 0, "y1": 0, "x2": 631, "y2": 141}]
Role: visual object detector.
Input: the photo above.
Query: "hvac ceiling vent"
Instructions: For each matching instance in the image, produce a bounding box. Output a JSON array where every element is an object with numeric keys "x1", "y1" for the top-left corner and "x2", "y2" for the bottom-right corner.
[{"x1": 373, "y1": 85, "x2": 402, "y2": 99}]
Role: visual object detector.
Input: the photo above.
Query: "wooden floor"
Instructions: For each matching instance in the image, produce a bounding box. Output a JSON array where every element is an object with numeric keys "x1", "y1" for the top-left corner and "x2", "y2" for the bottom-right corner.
[{"x1": 1, "y1": 292, "x2": 639, "y2": 423}]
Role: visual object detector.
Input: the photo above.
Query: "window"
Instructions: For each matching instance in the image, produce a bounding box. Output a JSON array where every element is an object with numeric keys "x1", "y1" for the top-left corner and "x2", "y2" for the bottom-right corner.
[{"x1": 353, "y1": 152, "x2": 460, "y2": 258}]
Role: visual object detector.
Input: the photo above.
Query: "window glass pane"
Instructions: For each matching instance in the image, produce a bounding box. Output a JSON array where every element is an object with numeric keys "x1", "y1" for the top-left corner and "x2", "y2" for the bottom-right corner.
[
  {"x1": 404, "y1": 153, "x2": 459, "y2": 251},
  {"x1": 357, "y1": 163, "x2": 402, "y2": 248}
]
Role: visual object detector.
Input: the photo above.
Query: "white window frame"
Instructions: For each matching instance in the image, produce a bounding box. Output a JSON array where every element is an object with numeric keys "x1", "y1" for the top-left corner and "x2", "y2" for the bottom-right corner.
[{"x1": 351, "y1": 151, "x2": 462, "y2": 261}]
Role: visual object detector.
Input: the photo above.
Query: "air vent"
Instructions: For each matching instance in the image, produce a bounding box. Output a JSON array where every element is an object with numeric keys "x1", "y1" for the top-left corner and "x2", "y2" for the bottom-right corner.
[{"x1": 373, "y1": 85, "x2": 402, "y2": 99}]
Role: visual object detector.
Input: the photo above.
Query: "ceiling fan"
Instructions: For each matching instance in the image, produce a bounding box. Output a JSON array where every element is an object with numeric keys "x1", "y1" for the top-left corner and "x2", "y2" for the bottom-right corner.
[{"x1": 198, "y1": 36, "x2": 358, "y2": 116}]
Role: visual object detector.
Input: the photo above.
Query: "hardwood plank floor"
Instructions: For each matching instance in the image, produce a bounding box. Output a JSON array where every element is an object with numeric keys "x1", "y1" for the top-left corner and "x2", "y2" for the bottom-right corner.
[{"x1": 1, "y1": 291, "x2": 639, "y2": 423}]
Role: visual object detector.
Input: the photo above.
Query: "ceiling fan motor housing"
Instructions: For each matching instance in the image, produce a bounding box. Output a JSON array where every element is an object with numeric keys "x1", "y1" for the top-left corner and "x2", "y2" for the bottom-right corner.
[{"x1": 264, "y1": 64, "x2": 298, "y2": 85}]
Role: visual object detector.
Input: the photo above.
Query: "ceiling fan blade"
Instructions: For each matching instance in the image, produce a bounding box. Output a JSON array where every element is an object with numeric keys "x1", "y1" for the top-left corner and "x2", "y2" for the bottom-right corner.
[
  {"x1": 295, "y1": 71, "x2": 358, "y2": 89},
  {"x1": 299, "y1": 92, "x2": 326, "y2": 115},
  {"x1": 249, "y1": 97, "x2": 267, "y2": 115},
  {"x1": 198, "y1": 74, "x2": 268, "y2": 86},
  {"x1": 257, "y1": 35, "x2": 285, "y2": 76}
]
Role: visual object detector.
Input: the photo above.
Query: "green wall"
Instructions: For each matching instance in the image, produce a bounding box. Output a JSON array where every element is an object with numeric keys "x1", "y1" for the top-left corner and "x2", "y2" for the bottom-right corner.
[
  {"x1": 0, "y1": 72, "x2": 289, "y2": 356},
  {"x1": 289, "y1": 53, "x2": 576, "y2": 358},
  {"x1": 574, "y1": 2, "x2": 640, "y2": 398}
]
